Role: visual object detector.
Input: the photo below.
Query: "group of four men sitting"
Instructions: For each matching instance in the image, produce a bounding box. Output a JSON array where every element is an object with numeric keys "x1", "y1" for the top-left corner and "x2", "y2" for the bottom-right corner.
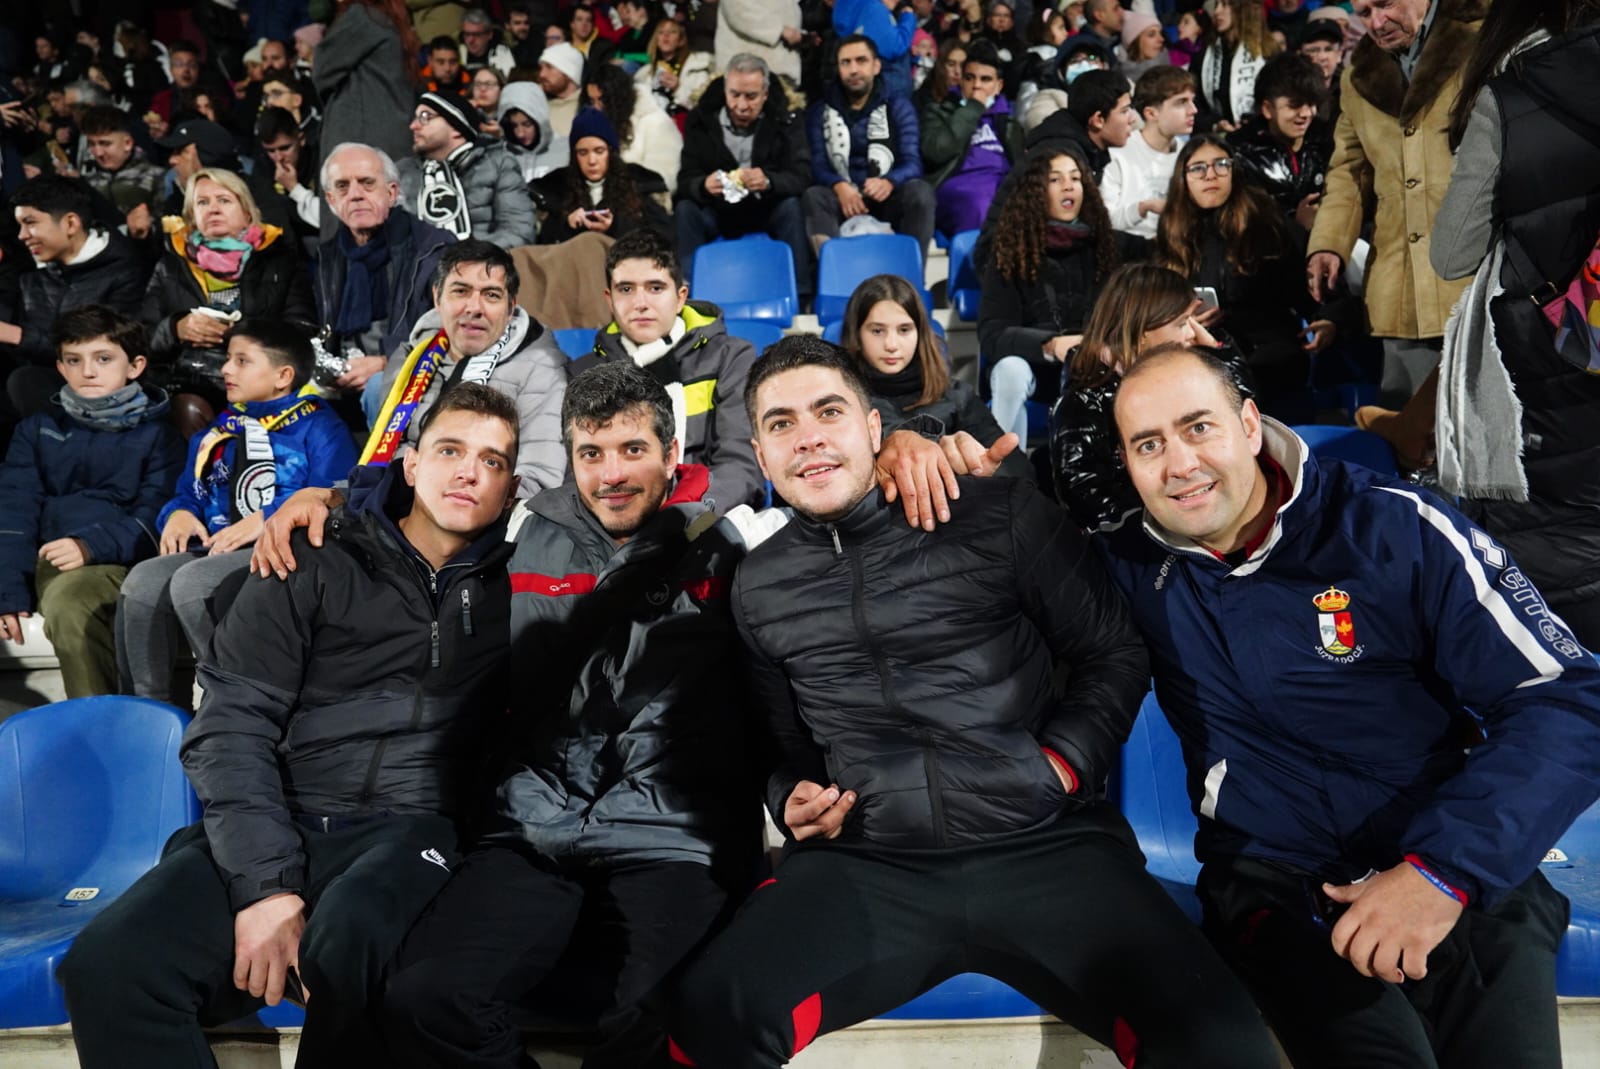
[{"x1": 56, "y1": 225, "x2": 1600, "y2": 1069}]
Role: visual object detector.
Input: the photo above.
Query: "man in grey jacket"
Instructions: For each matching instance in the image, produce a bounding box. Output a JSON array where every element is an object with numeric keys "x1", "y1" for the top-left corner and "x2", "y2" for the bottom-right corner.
[
  {"x1": 398, "y1": 90, "x2": 539, "y2": 247},
  {"x1": 570, "y1": 228, "x2": 767, "y2": 509},
  {"x1": 381, "y1": 360, "x2": 760, "y2": 1069}
]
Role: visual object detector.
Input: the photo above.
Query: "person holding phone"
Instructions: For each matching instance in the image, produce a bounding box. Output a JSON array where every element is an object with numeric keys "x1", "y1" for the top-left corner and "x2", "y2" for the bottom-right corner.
[
  {"x1": 1049, "y1": 262, "x2": 1256, "y2": 530},
  {"x1": 533, "y1": 108, "x2": 671, "y2": 244},
  {"x1": 1155, "y1": 133, "x2": 1343, "y2": 424}
]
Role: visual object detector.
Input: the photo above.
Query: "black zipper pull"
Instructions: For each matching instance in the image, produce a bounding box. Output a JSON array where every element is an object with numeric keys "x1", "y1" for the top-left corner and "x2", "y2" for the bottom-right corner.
[
  {"x1": 830, "y1": 525, "x2": 842, "y2": 556},
  {"x1": 461, "y1": 587, "x2": 473, "y2": 635},
  {"x1": 430, "y1": 620, "x2": 441, "y2": 668}
]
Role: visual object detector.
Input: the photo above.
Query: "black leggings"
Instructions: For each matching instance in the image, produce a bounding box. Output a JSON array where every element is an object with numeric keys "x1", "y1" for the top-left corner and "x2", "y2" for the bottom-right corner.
[{"x1": 670, "y1": 804, "x2": 1279, "y2": 1069}]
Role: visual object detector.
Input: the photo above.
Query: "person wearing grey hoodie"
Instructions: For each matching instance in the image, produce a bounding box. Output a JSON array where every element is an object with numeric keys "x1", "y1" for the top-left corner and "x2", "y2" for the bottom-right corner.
[{"x1": 497, "y1": 80, "x2": 569, "y2": 184}]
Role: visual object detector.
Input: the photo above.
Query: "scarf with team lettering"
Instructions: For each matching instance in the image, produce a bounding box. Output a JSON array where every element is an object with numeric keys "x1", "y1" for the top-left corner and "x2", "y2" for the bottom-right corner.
[{"x1": 192, "y1": 394, "x2": 321, "y2": 521}]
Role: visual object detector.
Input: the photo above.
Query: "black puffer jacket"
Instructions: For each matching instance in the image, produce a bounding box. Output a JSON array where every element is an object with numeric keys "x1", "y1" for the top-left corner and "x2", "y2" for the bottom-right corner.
[
  {"x1": 1469, "y1": 24, "x2": 1600, "y2": 620},
  {"x1": 677, "y1": 77, "x2": 811, "y2": 219},
  {"x1": 9, "y1": 230, "x2": 149, "y2": 365},
  {"x1": 1229, "y1": 114, "x2": 1333, "y2": 218},
  {"x1": 1049, "y1": 341, "x2": 1256, "y2": 530},
  {"x1": 143, "y1": 224, "x2": 316, "y2": 394},
  {"x1": 734, "y1": 477, "x2": 1149, "y2": 848},
  {"x1": 490, "y1": 465, "x2": 758, "y2": 868},
  {"x1": 182, "y1": 465, "x2": 512, "y2": 911}
]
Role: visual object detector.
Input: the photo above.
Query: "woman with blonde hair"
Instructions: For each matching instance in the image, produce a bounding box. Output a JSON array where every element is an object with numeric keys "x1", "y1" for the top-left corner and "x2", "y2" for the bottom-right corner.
[
  {"x1": 142, "y1": 168, "x2": 315, "y2": 434},
  {"x1": 841, "y1": 274, "x2": 1030, "y2": 479},
  {"x1": 1195, "y1": 0, "x2": 1281, "y2": 130},
  {"x1": 635, "y1": 19, "x2": 716, "y2": 120},
  {"x1": 1048, "y1": 262, "x2": 1254, "y2": 529}
]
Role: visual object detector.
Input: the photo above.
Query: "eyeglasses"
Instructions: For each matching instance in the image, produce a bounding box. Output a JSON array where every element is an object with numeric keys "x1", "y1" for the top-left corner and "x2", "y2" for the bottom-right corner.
[
  {"x1": 1185, "y1": 159, "x2": 1233, "y2": 178},
  {"x1": 412, "y1": 109, "x2": 440, "y2": 125}
]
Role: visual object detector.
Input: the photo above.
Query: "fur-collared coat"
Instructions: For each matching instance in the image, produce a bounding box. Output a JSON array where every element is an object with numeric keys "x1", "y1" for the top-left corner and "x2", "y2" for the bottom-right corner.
[{"x1": 1306, "y1": 0, "x2": 1486, "y2": 340}]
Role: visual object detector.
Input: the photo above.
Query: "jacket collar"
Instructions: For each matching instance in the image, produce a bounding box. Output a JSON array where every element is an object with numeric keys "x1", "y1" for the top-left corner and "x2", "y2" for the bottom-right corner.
[
  {"x1": 348, "y1": 459, "x2": 513, "y2": 574},
  {"x1": 229, "y1": 391, "x2": 314, "y2": 420},
  {"x1": 1137, "y1": 416, "x2": 1318, "y2": 576},
  {"x1": 791, "y1": 484, "x2": 896, "y2": 545},
  {"x1": 1348, "y1": 0, "x2": 1487, "y2": 122}
]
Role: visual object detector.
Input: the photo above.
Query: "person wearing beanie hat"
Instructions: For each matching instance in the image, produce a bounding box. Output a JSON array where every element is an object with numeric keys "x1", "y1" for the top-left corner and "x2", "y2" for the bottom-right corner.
[
  {"x1": 539, "y1": 41, "x2": 588, "y2": 138},
  {"x1": 1119, "y1": 11, "x2": 1168, "y2": 82},
  {"x1": 570, "y1": 106, "x2": 621, "y2": 153},
  {"x1": 396, "y1": 92, "x2": 539, "y2": 246}
]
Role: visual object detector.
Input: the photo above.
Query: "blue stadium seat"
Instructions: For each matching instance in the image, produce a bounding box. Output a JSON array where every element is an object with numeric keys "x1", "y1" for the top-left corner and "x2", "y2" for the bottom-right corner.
[
  {"x1": 1547, "y1": 799, "x2": 1600, "y2": 996},
  {"x1": 691, "y1": 237, "x2": 798, "y2": 325},
  {"x1": 555, "y1": 327, "x2": 599, "y2": 360},
  {"x1": 816, "y1": 235, "x2": 931, "y2": 326},
  {"x1": 1117, "y1": 691, "x2": 1203, "y2": 922},
  {"x1": 0, "y1": 697, "x2": 198, "y2": 1027},
  {"x1": 880, "y1": 972, "x2": 1047, "y2": 1020},
  {"x1": 947, "y1": 230, "x2": 982, "y2": 322},
  {"x1": 1293, "y1": 424, "x2": 1398, "y2": 475},
  {"x1": 722, "y1": 319, "x2": 786, "y2": 354}
]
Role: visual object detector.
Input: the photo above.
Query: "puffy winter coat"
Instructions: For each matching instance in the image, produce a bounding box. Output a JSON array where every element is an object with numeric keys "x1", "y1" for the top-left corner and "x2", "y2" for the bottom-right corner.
[
  {"x1": 498, "y1": 82, "x2": 568, "y2": 184},
  {"x1": 734, "y1": 477, "x2": 1150, "y2": 847},
  {"x1": 572, "y1": 301, "x2": 765, "y2": 509},
  {"x1": 1306, "y1": 0, "x2": 1485, "y2": 339},
  {"x1": 490, "y1": 466, "x2": 758, "y2": 867},
  {"x1": 9, "y1": 230, "x2": 149, "y2": 366},
  {"x1": 371, "y1": 307, "x2": 568, "y2": 497},
  {"x1": 1049, "y1": 342, "x2": 1255, "y2": 530},
  {"x1": 806, "y1": 79, "x2": 924, "y2": 190},
  {"x1": 678, "y1": 77, "x2": 811, "y2": 217},
  {"x1": 1098, "y1": 418, "x2": 1600, "y2": 907},
  {"x1": 183, "y1": 463, "x2": 513, "y2": 911},
  {"x1": 160, "y1": 393, "x2": 357, "y2": 535},
  {"x1": 0, "y1": 387, "x2": 185, "y2": 614},
  {"x1": 143, "y1": 224, "x2": 317, "y2": 392},
  {"x1": 398, "y1": 140, "x2": 540, "y2": 249},
  {"x1": 315, "y1": 208, "x2": 457, "y2": 360},
  {"x1": 1230, "y1": 114, "x2": 1333, "y2": 217}
]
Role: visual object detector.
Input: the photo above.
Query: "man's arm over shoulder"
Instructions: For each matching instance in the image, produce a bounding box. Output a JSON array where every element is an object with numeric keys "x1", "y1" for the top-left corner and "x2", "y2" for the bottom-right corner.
[
  {"x1": 1380, "y1": 484, "x2": 1600, "y2": 906},
  {"x1": 181, "y1": 542, "x2": 319, "y2": 913},
  {"x1": 1009, "y1": 480, "x2": 1150, "y2": 793}
]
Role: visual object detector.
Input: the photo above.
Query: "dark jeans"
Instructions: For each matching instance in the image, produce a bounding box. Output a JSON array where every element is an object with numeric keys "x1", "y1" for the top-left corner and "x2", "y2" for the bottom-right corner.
[
  {"x1": 675, "y1": 196, "x2": 813, "y2": 298},
  {"x1": 670, "y1": 804, "x2": 1278, "y2": 1069},
  {"x1": 1199, "y1": 856, "x2": 1570, "y2": 1069},
  {"x1": 383, "y1": 845, "x2": 739, "y2": 1069},
  {"x1": 57, "y1": 816, "x2": 461, "y2": 1069},
  {"x1": 801, "y1": 179, "x2": 936, "y2": 256}
]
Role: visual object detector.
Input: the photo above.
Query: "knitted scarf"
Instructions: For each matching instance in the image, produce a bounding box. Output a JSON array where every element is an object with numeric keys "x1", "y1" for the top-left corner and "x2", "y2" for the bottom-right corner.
[
  {"x1": 186, "y1": 225, "x2": 266, "y2": 284},
  {"x1": 57, "y1": 382, "x2": 151, "y2": 431},
  {"x1": 334, "y1": 215, "x2": 395, "y2": 335}
]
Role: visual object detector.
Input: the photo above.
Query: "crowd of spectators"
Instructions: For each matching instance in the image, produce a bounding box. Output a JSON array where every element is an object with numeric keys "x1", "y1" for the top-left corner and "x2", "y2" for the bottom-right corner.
[{"x1": 2, "y1": 0, "x2": 1600, "y2": 1065}]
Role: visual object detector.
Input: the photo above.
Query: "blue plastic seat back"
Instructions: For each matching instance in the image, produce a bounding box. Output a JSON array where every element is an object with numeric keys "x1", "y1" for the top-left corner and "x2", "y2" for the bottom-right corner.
[
  {"x1": 691, "y1": 236, "x2": 798, "y2": 325},
  {"x1": 554, "y1": 327, "x2": 600, "y2": 361},
  {"x1": 722, "y1": 319, "x2": 786, "y2": 355},
  {"x1": 947, "y1": 229, "x2": 982, "y2": 322},
  {"x1": 1118, "y1": 691, "x2": 1203, "y2": 920},
  {"x1": 0, "y1": 697, "x2": 197, "y2": 901},
  {"x1": 815, "y1": 234, "x2": 930, "y2": 325},
  {"x1": 1293, "y1": 425, "x2": 1397, "y2": 475}
]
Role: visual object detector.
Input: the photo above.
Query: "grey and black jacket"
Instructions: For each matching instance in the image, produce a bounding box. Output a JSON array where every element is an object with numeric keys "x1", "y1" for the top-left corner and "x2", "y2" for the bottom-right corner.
[
  {"x1": 181, "y1": 464, "x2": 513, "y2": 912},
  {"x1": 733, "y1": 476, "x2": 1150, "y2": 847},
  {"x1": 571, "y1": 301, "x2": 765, "y2": 510},
  {"x1": 489, "y1": 464, "x2": 759, "y2": 869}
]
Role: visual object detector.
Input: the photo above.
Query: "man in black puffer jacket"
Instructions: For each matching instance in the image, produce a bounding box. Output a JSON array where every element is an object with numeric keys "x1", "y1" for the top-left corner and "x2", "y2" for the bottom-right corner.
[
  {"x1": 382, "y1": 361, "x2": 760, "y2": 1069},
  {"x1": 670, "y1": 337, "x2": 1280, "y2": 1069},
  {"x1": 58, "y1": 385, "x2": 521, "y2": 1069}
]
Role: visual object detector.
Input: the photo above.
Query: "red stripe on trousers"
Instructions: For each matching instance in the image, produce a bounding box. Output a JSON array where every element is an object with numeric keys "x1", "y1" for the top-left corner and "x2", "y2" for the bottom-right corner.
[
  {"x1": 791, "y1": 992, "x2": 823, "y2": 1056},
  {"x1": 1113, "y1": 1015, "x2": 1139, "y2": 1068}
]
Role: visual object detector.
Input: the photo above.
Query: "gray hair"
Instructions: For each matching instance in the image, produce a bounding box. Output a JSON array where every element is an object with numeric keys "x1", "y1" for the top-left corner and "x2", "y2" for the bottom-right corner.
[
  {"x1": 461, "y1": 7, "x2": 494, "y2": 28},
  {"x1": 319, "y1": 142, "x2": 402, "y2": 190},
  {"x1": 63, "y1": 80, "x2": 111, "y2": 108},
  {"x1": 724, "y1": 53, "x2": 771, "y2": 91}
]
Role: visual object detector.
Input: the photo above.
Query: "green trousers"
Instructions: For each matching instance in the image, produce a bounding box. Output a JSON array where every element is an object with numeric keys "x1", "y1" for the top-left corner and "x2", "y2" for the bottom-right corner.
[{"x1": 36, "y1": 559, "x2": 128, "y2": 699}]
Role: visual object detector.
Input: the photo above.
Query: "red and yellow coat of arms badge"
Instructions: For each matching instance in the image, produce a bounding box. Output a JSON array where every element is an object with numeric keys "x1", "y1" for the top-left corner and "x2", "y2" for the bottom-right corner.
[{"x1": 1314, "y1": 586, "x2": 1356, "y2": 655}]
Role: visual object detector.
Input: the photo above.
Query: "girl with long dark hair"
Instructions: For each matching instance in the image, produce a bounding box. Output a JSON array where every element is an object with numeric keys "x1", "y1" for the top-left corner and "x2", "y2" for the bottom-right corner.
[{"x1": 533, "y1": 109, "x2": 670, "y2": 244}]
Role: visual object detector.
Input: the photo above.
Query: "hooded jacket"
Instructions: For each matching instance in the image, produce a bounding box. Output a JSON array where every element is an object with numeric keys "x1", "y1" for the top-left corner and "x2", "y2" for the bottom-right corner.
[
  {"x1": 143, "y1": 223, "x2": 317, "y2": 385},
  {"x1": 9, "y1": 230, "x2": 149, "y2": 366},
  {"x1": 1098, "y1": 419, "x2": 1600, "y2": 908},
  {"x1": 490, "y1": 466, "x2": 758, "y2": 867},
  {"x1": 572, "y1": 300, "x2": 765, "y2": 509},
  {"x1": 398, "y1": 140, "x2": 541, "y2": 249},
  {"x1": 0, "y1": 386, "x2": 185, "y2": 614},
  {"x1": 182, "y1": 462, "x2": 513, "y2": 911},
  {"x1": 734, "y1": 476, "x2": 1150, "y2": 847},
  {"x1": 159, "y1": 392, "x2": 358, "y2": 535},
  {"x1": 678, "y1": 77, "x2": 811, "y2": 213},
  {"x1": 315, "y1": 207, "x2": 457, "y2": 360},
  {"x1": 372, "y1": 307, "x2": 568, "y2": 497},
  {"x1": 497, "y1": 81, "x2": 568, "y2": 184}
]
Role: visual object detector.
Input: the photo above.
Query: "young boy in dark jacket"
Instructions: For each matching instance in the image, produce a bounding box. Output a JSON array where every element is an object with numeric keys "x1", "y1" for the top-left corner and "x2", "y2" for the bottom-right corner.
[
  {"x1": 0, "y1": 306, "x2": 185, "y2": 697},
  {"x1": 115, "y1": 319, "x2": 356, "y2": 705}
]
